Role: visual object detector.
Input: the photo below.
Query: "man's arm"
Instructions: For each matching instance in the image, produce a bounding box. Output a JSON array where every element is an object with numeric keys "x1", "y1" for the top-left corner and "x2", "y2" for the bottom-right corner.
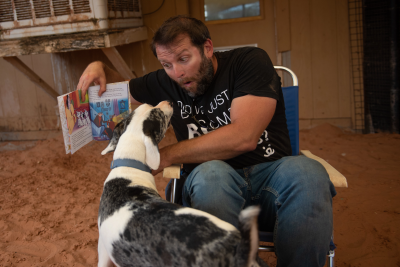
[
  {"x1": 77, "y1": 61, "x2": 141, "y2": 105},
  {"x1": 154, "y1": 95, "x2": 277, "y2": 174}
]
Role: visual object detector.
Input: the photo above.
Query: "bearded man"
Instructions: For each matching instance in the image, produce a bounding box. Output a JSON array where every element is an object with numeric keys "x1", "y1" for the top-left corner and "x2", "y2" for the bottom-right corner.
[{"x1": 78, "y1": 15, "x2": 336, "y2": 267}]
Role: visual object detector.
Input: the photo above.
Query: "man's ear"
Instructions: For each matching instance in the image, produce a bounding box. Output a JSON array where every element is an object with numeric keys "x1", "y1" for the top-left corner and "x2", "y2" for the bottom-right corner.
[
  {"x1": 143, "y1": 135, "x2": 160, "y2": 170},
  {"x1": 101, "y1": 115, "x2": 131, "y2": 155},
  {"x1": 203, "y1": 38, "x2": 214, "y2": 57}
]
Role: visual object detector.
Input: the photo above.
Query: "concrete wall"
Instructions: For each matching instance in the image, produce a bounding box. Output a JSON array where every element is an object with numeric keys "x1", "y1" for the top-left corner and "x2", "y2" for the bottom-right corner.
[{"x1": 0, "y1": 0, "x2": 353, "y2": 140}]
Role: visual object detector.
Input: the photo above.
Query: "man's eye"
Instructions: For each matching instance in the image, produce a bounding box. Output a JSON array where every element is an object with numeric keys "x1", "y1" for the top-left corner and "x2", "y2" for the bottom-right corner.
[
  {"x1": 163, "y1": 63, "x2": 171, "y2": 68},
  {"x1": 180, "y1": 57, "x2": 188, "y2": 62}
]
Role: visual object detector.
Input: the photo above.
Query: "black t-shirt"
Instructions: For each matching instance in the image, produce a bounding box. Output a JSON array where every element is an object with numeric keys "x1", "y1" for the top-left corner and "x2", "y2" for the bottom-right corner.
[{"x1": 129, "y1": 47, "x2": 291, "y2": 171}]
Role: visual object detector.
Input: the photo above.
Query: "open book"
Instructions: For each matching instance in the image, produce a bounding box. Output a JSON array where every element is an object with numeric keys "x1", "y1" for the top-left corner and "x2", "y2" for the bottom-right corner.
[{"x1": 57, "y1": 81, "x2": 131, "y2": 154}]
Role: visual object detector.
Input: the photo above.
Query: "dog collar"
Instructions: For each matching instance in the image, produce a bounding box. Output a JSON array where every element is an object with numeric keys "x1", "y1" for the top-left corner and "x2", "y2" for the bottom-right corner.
[{"x1": 110, "y1": 159, "x2": 152, "y2": 173}]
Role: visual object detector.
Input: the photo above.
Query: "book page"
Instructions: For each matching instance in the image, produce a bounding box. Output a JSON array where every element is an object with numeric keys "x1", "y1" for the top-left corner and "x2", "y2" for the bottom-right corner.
[
  {"x1": 57, "y1": 94, "x2": 71, "y2": 154},
  {"x1": 58, "y1": 90, "x2": 93, "y2": 154},
  {"x1": 88, "y1": 82, "x2": 130, "y2": 141}
]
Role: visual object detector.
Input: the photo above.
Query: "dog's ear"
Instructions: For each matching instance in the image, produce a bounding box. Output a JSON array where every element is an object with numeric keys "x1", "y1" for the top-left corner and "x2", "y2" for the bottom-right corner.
[{"x1": 101, "y1": 113, "x2": 132, "y2": 155}]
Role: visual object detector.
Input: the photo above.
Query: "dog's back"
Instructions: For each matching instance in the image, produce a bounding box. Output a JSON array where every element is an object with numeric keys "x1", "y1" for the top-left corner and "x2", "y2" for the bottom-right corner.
[{"x1": 98, "y1": 177, "x2": 261, "y2": 267}]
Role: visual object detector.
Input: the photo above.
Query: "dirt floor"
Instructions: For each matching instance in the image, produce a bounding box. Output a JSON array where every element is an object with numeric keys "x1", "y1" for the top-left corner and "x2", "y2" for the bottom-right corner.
[{"x1": 0, "y1": 123, "x2": 399, "y2": 267}]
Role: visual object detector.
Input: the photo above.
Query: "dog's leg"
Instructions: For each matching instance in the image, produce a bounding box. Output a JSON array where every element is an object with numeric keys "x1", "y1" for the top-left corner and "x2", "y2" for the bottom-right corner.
[{"x1": 98, "y1": 238, "x2": 116, "y2": 267}]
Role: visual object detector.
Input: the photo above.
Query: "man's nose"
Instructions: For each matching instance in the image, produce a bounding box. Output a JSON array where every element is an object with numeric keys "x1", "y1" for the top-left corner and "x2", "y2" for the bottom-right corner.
[{"x1": 173, "y1": 65, "x2": 185, "y2": 78}]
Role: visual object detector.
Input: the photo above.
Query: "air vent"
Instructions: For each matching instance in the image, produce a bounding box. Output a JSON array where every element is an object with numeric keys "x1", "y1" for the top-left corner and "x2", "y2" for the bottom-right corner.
[
  {"x1": 0, "y1": 0, "x2": 14, "y2": 22},
  {"x1": 108, "y1": 0, "x2": 139, "y2": 12},
  {"x1": 53, "y1": 0, "x2": 71, "y2": 16},
  {"x1": 33, "y1": 0, "x2": 52, "y2": 19},
  {"x1": 72, "y1": 0, "x2": 91, "y2": 14},
  {"x1": 14, "y1": 0, "x2": 33, "y2": 20}
]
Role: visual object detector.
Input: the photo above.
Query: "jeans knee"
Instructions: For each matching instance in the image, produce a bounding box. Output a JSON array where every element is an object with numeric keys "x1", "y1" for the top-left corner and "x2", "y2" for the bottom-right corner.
[
  {"x1": 187, "y1": 160, "x2": 235, "y2": 189},
  {"x1": 183, "y1": 160, "x2": 246, "y2": 205},
  {"x1": 277, "y1": 156, "x2": 336, "y2": 204}
]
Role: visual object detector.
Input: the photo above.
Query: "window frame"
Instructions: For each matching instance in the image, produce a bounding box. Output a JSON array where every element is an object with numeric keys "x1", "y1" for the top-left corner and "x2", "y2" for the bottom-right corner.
[{"x1": 201, "y1": 0, "x2": 264, "y2": 25}]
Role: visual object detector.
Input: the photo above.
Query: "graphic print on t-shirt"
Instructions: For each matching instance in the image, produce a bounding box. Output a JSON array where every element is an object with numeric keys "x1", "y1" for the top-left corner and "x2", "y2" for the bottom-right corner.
[{"x1": 177, "y1": 87, "x2": 275, "y2": 159}]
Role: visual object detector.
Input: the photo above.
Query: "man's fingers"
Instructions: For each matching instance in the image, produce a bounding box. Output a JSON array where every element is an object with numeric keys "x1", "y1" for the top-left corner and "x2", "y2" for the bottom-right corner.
[
  {"x1": 80, "y1": 82, "x2": 89, "y2": 101},
  {"x1": 98, "y1": 79, "x2": 107, "y2": 97}
]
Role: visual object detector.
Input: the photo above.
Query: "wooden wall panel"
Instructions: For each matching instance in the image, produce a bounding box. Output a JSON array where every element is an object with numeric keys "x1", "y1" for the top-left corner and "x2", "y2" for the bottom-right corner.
[
  {"x1": 311, "y1": 0, "x2": 339, "y2": 119},
  {"x1": 0, "y1": 58, "x2": 22, "y2": 132},
  {"x1": 32, "y1": 53, "x2": 59, "y2": 130},
  {"x1": 18, "y1": 55, "x2": 41, "y2": 131},
  {"x1": 175, "y1": 0, "x2": 190, "y2": 15},
  {"x1": 276, "y1": 0, "x2": 291, "y2": 52},
  {"x1": 336, "y1": 0, "x2": 351, "y2": 118},
  {"x1": 290, "y1": 0, "x2": 313, "y2": 119}
]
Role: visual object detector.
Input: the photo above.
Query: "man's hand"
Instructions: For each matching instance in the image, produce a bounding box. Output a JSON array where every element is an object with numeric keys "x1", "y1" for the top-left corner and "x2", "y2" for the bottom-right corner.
[{"x1": 77, "y1": 61, "x2": 107, "y2": 101}]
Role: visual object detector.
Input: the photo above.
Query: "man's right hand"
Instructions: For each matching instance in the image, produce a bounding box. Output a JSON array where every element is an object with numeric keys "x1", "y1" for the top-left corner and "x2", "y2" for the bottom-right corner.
[{"x1": 77, "y1": 61, "x2": 107, "y2": 101}]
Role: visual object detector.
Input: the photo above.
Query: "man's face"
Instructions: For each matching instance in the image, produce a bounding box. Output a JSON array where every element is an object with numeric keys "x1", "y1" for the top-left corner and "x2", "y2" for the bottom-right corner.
[{"x1": 156, "y1": 35, "x2": 214, "y2": 98}]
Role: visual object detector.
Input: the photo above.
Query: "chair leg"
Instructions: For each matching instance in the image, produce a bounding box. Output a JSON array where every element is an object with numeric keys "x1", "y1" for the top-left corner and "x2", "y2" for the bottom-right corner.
[
  {"x1": 327, "y1": 249, "x2": 335, "y2": 267},
  {"x1": 170, "y1": 179, "x2": 177, "y2": 203}
]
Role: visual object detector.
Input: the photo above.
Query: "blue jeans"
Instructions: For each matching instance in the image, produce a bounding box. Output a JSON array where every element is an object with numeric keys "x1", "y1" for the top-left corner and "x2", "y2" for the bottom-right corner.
[{"x1": 182, "y1": 156, "x2": 337, "y2": 267}]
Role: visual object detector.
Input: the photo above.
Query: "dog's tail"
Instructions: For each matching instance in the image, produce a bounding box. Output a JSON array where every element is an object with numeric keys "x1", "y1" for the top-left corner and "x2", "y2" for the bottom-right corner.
[{"x1": 235, "y1": 206, "x2": 261, "y2": 267}]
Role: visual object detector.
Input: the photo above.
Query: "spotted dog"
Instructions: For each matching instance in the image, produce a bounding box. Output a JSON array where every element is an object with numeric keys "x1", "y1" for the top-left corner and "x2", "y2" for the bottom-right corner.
[{"x1": 98, "y1": 101, "x2": 264, "y2": 267}]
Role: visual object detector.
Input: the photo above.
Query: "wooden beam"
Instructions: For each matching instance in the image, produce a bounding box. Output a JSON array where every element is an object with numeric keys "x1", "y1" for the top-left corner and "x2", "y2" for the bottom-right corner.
[
  {"x1": 106, "y1": 27, "x2": 148, "y2": 47},
  {"x1": 0, "y1": 27, "x2": 148, "y2": 57},
  {"x1": 102, "y1": 47, "x2": 136, "y2": 80},
  {"x1": 3, "y1": 56, "x2": 59, "y2": 101}
]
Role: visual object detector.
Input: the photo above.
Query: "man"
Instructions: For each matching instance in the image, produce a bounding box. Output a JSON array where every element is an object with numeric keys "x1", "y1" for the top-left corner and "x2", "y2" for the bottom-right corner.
[{"x1": 78, "y1": 15, "x2": 336, "y2": 267}]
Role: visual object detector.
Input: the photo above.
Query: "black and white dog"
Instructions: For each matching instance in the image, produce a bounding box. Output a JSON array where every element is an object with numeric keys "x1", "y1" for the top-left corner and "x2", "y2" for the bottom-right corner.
[{"x1": 98, "y1": 101, "x2": 264, "y2": 267}]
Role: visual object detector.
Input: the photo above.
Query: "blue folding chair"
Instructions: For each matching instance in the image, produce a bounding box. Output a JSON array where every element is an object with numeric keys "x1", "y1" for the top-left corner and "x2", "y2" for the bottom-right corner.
[
  {"x1": 257, "y1": 66, "x2": 337, "y2": 267},
  {"x1": 163, "y1": 66, "x2": 347, "y2": 267}
]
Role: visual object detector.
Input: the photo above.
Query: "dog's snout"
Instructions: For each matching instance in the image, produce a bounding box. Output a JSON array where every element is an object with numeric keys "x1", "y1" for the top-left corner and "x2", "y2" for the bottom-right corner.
[{"x1": 167, "y1": 100, "x2": 173, "y2": 107}]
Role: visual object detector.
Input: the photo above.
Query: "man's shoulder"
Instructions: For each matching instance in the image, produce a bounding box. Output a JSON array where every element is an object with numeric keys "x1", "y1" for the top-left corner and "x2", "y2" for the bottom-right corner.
[{"x1": 216, "y1": 46, "x2": 267, "y2": 58}]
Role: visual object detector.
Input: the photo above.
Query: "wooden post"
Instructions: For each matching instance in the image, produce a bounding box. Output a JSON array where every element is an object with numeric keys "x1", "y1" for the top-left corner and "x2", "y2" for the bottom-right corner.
[
  {"x1": 3, "y1": 56, "x2": 59, "y2": 101},
  {"x1": 102, "y1": 47, "x2": 136, "y2": 80}
]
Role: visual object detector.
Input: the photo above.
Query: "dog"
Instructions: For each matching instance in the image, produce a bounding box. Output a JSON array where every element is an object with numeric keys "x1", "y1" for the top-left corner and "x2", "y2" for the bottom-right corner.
[{"x1": 98, "y1": 100, "x2": 264, "y2": 267}]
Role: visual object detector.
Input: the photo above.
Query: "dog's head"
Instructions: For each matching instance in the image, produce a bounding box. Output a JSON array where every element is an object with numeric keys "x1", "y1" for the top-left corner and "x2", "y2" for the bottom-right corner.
[{"x1": 101, "y1": 101, "x2": 173, "y2": 170}]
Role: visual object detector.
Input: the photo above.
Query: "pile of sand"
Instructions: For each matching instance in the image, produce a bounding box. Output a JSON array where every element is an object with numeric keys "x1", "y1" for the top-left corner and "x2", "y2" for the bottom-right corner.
[{"x1": 0, "y1": 124, "x2": 399, "y2": 266}]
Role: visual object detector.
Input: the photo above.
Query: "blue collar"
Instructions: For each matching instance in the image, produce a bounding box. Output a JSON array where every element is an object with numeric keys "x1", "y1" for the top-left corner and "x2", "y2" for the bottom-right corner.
[{"x1": 110, "y1": 158, "x2": 152, "y2": 173}]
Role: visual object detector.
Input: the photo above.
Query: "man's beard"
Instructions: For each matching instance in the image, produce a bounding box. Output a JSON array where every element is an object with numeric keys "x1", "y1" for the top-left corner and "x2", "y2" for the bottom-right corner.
[{"x1": 177, "y1": 54, "x2": 214, "y2": 98}]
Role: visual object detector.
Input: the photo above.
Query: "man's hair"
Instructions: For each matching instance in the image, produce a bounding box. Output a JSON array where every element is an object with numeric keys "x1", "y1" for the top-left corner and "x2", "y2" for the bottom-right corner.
[{"x1": 151, "y1": 15, "x2": 211, "y2": 57}]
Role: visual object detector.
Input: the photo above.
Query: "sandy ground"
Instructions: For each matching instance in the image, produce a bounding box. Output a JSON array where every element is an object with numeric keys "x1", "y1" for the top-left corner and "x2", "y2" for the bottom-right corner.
[{"x1": 0, "y1": 123, "x2": 399, "y2": 267}]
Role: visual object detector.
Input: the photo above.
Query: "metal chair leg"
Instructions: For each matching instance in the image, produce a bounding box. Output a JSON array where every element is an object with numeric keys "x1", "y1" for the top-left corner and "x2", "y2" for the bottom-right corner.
[
  {"x1": 328, "y1": 249, "x2": 335, "y2": 267},
  {"x1": 170, "y1": 178, "x2": 177, "y2": 203}
]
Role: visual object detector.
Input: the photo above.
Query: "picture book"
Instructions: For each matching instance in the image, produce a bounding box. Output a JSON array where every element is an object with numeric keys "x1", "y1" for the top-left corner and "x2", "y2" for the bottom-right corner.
[{"x1": 57, "y1": 81, "x2": 131, "y2": 154}]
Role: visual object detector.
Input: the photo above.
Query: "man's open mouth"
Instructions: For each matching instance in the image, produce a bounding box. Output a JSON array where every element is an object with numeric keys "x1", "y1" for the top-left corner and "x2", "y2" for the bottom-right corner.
[{"x1": 183, "y1": 81, "x2": 192, "y2": 87}]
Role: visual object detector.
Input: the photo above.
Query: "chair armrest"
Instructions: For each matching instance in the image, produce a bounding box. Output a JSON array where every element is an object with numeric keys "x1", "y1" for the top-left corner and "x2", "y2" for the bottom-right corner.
[
  {"x1": 163, "y1": 164, "x2": 181, "y2": 179},
  {"x1": 300, "y1": 150, "x2": 348, "y2": 188}
]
